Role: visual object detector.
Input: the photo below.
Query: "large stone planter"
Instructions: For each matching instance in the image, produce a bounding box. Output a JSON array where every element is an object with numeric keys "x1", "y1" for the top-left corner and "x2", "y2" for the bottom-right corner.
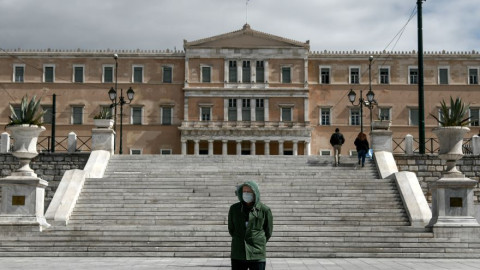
[
  {"x1": 372, "y1": 120, "x2": 391, "y2": 130},
  {"x1": 6, "y1": 124, "x2": 45, "y2": 177},
  {"x1": 433, "y1": 126, "x2": 470, "y2": 175},
  {"x1": 94, "y1": 119, "x2": 114, "y2": 129}
]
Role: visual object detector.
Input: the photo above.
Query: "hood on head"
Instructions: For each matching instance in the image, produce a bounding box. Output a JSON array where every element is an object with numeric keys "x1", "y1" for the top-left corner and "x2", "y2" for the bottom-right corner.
[{"x1": 236, "y1": 180, "x2": 261, "y2": 205}]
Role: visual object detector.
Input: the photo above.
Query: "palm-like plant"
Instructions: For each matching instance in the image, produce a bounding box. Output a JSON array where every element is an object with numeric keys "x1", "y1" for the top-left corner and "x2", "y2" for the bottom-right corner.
[
  {"x1": 7, "y1": 95, "x2": 45, "y2": 127},
  {"x1": 93, "y1": 107, "x2": 112, "y2": 119},
  {"x1": 430, "y1": 97, "x2": 470, "y2": 127}
]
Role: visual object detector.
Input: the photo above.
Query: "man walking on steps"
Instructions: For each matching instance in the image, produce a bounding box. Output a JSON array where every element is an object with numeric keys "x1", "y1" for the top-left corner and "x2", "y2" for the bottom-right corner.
[
  {"x1": 228, "y1": 181, "x2": 273, "y2": 270},
  {"x1": 330, "y1": 128, "x2": 345, "y2": 166}
]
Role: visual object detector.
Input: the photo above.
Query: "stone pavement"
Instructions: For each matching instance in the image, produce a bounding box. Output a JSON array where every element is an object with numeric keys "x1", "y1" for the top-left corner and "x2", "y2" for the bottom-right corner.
[{"x1": 1, "y1": 258, "x2": 480, "y2": 270}]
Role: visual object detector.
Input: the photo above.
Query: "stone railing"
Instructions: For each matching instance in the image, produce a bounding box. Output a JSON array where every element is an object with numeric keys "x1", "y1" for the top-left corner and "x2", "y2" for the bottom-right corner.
[
  {"x1": 0, "y1": 132, "x2": 91, "y2": 154},
  {"x1": 180, "y1": 121, "x2": 310, "y2": 129},
  {"x1": 393, "y1": 134, "x2": 479, "y2": 155}
]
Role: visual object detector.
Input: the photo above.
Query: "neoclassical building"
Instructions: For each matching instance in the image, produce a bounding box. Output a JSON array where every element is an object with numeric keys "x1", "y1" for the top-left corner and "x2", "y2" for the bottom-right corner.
[{"x1": 1, "y1": 24, "x2": 479, "y2": 155}]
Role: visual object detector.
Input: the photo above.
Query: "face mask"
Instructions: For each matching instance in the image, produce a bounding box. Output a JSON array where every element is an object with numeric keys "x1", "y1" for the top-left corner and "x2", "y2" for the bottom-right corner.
[{"x1": 242, "y1": 192, "x2": 254, "y2": 203}]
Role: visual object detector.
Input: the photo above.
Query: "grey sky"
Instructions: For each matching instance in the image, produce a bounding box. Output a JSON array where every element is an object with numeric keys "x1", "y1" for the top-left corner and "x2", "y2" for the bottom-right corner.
[{"x1": 1, "y1": 0, "x2": 479, "y2": 52}]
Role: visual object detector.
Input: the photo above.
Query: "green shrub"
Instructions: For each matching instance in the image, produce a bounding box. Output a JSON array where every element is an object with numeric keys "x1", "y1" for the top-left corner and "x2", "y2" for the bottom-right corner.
[
  {"x1": 7, "y1": 95, "x2": 45, "y2": 127},
  {"x1": 430, "y1": 97, "x2": 470, "y2": 126}
]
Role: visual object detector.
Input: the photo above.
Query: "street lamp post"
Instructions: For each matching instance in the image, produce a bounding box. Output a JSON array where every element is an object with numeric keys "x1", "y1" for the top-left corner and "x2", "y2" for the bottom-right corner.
[{"x1": 109, "y1": 87, "x2": 134, "y2": 154}]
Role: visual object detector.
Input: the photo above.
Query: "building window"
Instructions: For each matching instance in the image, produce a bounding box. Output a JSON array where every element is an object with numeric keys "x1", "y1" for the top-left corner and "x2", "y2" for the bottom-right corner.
[
  {"x1": 133, "y1": 66, "x2": 143, "y2": 83},
  {"x1": 11, "y1": 105, "x2": 21, "y2": 120},
  {"x1": 320, "y1": 108, "x2": 331, "y2": 126},
  {"x1": 320, "y1": 150, "x2": 331, "y2": 156},
  {"x1": 255, "y1": 99, "x2": 264, "y2": 121},
  {"x1": 73, "y1": 65, "x2": 84, "y2": 83},
  {"x1": 161, "y1": 107, "x2": 172, "y2": 125},
  {"x1": 256, "y1": 61, "x2": 264, "y2": 83},
  {"x1": 470, "y1": 108, "x2": 479, "y2": 126},
  {"x1": 72, "y1": 106, "x2": 84, "y2": 125},
  {"x1": 228, "y1": 99, "x2": 237, "y2": 121},
  {"x1": 201, "y1": 66, "x2": 211, "y2": 83},
  {"x1": 14, "y1": 65, "x2": 25, "y2": 82},
  {"x1": 103, "y1": 65, "x2": 114, "y2": 83},
  {"x1": 281, "y1": 107, "x2": 292, "y2": 122},
  {"x1": 42, "y1": 105, "x2": 53, "y2": 124},
  {"x1": 281, "y1": 67, "x2": 291, "y2": 83},
  {"x1": 409, "y1": 67, "x2": 418, "y2": 84},
  {"x1": 379, "y1": 67, "x2": 389, "y2": 84},
  {"x1": 131, "y1": 107, "x2": 143, "y2": 125},
  {"x1": 160, "y1": 149, "x2": 172, "y2": 155},
  {"x1": 163, "y1": 66, "x2": 172, "y2": 83},
  {"x1": 379, "y1": 107, "x2": 391, "y2": 121},
  {"x1": 200, "y1": 107, "x2": 211, "y2": 121},
  {"x1": 409, "y1": 108, "x2": 419, "y2": 126},
  {"x1": 44, "y1": 65, "x2": 55, "y2": 83},
  {"x1": 350, "y1": 67, "x2": 360, "y2": 84},
  {"x1": 242, "y1": 99, "x2": 251, "y2": 121},
  {"x1": 438, "y1": 67, "x2": 449, "y2": 85},
  {"x1": 350, "y1": 108, "x2": 360, "y2": 126},
  {"x1": 469, "y1": 68, "x2": 479, "y2": 85},
  {"x1": 320, "y1": 67, "x2": 330, "y2": 84},
  {"x1": 130, "y1": 149, "x2": 142, "y2": 155},
  {"x1": 229, "y1": 61, "x2": 237, "y2": 83},
  {"x1": 242, "y1": 61, "x2": 251, "y2": 83}
]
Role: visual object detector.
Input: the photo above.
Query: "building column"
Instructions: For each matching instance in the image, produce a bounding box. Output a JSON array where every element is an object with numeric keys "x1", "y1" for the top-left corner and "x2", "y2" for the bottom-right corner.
[
  {"x1": 250, "y1": 140, "x2": 256, "y2": 155},
  {"x1": 250, "y1": 98, "x2": 256, "y2": 122},
  {"x1": 237, "y1": 98, "x2": 242, "y2": 121},
  {"x1": 264, "y1": 99, "x2": 269, "y2": 122},
  {"x1": 184, "y1": 97, "x2": 189, "y2": 121},
  {"x1": 181, "y1": 139, "x2": 187, "y2": 155},
  {"x1": 224, "y1": 99, "x2": 229, "y2": 121},
  {"x1": 264, "y1": 60, "x2": 269, "y2": 84},
  {"x1": 305, "y1": 141, "x2": 311, "y2": 156},
  {"x1": 293, "y1": 140, "x2": 298, "y2": 156},
  {"x1": 278, "y1": 140, "x2": 284, "y2": 155},
  {"x1": 236, "y1": 140, "x2": 242, "y2": 155},
  {"x1": 208, "y1": 140, "x2": 214, "y2": 156},
  {"x1": 264, "y1": 140, "x2": 270, "y2": 156},
  {"x1": 224, "y1": 60, "x2": 229, "y2": 84},
  {"x1": 222, "y1": 140, "x2": 228, "y2": 156},
  {"x1": 304, "y1": 98, "x2": 309, "y2": 122},
  {"x1": 194, "y1": 140, "x2": 200, "y2": 156}
]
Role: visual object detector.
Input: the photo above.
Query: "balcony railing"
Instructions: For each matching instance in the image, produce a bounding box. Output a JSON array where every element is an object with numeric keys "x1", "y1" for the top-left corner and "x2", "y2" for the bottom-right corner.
[{"x1": 181, "y1": 121, "x2": 310, "y2": 129}]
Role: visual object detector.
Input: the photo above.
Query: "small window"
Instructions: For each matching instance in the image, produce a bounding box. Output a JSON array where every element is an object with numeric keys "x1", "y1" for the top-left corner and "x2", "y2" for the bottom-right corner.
[
  {"x1": 72, "y1": 106, "x2": 83, "y2": 125},
  {"x1": 256, "y1": 61, "x2": 264, "y2": 83},
  {"x1": 103, "y1": 65, "x2": 114, "y2": 83},
  {"x1": 242, "y1": 99, "x2": 251, "y2": 121},
  {"x1": 281, "y1": 107, "x2": 292, "y2": 122},
  {"x1": 131, "y1": 107, "x2": 143, "y2": 125},
  {"x1": 229, "y1": 61, "x2": 237, "y2": 83},
  {"x1": 320, "y1": 108, "x2": 331, "y2": 126},
  {"x1": 255, "y1": 99, "x2": 264, "y2": 121},
  {"x1": 350, "y1": 67, "x2": 360, "y2": 84},
  {"x1": 44, "y1": 65, "x2": 55, "y2": 83},
  {"x1": 11, "y1": 105, "x2": 21, "y2": 119},
  {"x1": 281, "y1": 67, "x2": 291, "y2": 83},
  {"x1": 161, "y1": 107, "x2": 172, "y2": 125},
  {"x1": 379, "y1": 108, "x2": 391, "y2": 121},
  {"x1": 350, "y1": 108, "x2": 360, "y2": 126},
  {"x1": 320, "y1": 150, "x2": 331, "y2": 156},
  {"x1": 470, "y1": 108, "x2": 479, "y2": 126},
  {"x1": 201, "y1": 66, "x2": 211, "y2": 83},
  {"x1": 242, "y1": 61, "x2": 251, "y2": 83},
  {"x1": 160, "y1": 149, "x2": 172, "y2": 155},
  {"x1": 14, "y1": 65, "x2": 25, "y2": 82},
  {"x1": 130, "y1": 149, "x2": 142, "y2": 155},
  {"x1": 201, "y1": 107, "x2": 211, "y2": 121},
  {"x1": 438, "y1": 68, "x2": 449, "y2": 85},
  {"x1": 228, "y1": 99, "x2": 237, "y2": 121},
  {"x1": 469, "y1": 68, "x2": 479, "y2": 85},
  {"x1": 163, "y1": 66, "x2": 172, "y2": 83},
  {"x1": 409, "y1": 67, "x2": 418, "y2": 84},
  {"x1": 320, "y1": 67, "x2": 330, "y2": 84},
  {"x1": 409, "y1": 108, "x2": 419, "y2": 126},
  {"x1": 42, "y1": 105, "x2": 53, "y2": 124},
  {"x1": 379, "y1": 68, "x2": 389, "y2": 84},
  {"x1": 73, "y1": 65, "x2": 84, "y2": 83},
  {"x1": 133, "y1": 66, "x2": 143, "y2": 83}
]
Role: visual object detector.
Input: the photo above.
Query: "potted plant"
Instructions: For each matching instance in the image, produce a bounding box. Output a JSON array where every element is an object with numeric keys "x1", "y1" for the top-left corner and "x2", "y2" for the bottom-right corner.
[
  {"x1": 93, "y1": 107, "x2": 114, "y2": 129},
  {"x1": 431, "y1": 97, "x2": 470, "y2": 175},
  {"x1": 6, "y1": 95, "x2": 46, "y2": 176}
]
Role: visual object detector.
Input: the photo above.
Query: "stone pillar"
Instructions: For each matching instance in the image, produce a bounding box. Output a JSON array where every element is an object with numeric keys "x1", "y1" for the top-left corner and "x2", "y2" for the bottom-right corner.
[
  {"x1": 304, "y1": 98, "x2": 309, "y2": 122},
  {"x1": 194, "y1": 140, "x2": 200, "y2": 156},
  {"x1": 208, "y1": 140, "x2": 214, "y2": 156},
  {"x1": 92, "y1": 128, "x2": 115, "y2": 155},
  {"x1": 370, "y1": 130, "x2": 393, "y2": 152},
  {"x1": 67, "y1": 132, "x2": 77, "y2": 153},
  {"x1": 237, "y1": 98, "x2": 242, "y2": 121},
  {"x1": 224, "y1": 99, "x2": 229, "y2": 121},
  {"x1": 181, "y1": 139, "x2": 187, "y2": 155},
  {"x1": 293, "y1": 140, "x2": 298, "y2": 156},
  {"x1": 472, "y1": 135, "x2": 480, "y2": 155},
  {"x1": 250, "y1": 98, "x2": 256, "y2": 122},
  {"x1": 222, "y1": 140, "x2": 228, "y2": 156},
  {"x1": 184, "y1": 97, "x2": 189, "y2": 121},
  {"x1": 405, "y1": 134, "x2": 414, "y2": 155},
  {"x1": 1, "y1": 132, "x2": 10, "y2": 153},
  {"x1": 278, "y1": 140, "x2": 284, "y2": 155},
  {"x1": 264, "y1": 99, "x2": 269, "y2": 122},
  {"x1": 305, "y1": 141, "x2": 311, "y2": 156},
  {"x1": 236, "y1": 140, "x2": 242, "y2": 155},
  {"x1": 250, "y1": 140, "x2": 256, "y2": 155},
  {"x1": 264, "y1": 140, "x2": 270, "y2": 156}
]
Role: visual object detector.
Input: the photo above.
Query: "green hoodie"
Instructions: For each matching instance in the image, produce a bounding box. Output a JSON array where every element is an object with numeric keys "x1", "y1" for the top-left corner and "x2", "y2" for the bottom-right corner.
[{"x1": 228, "y1": 181, "x2": 273, "y2": 261}]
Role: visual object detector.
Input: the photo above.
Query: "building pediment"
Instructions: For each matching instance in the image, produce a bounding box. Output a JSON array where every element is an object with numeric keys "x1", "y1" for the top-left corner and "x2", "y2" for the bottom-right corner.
[{"x1": 184, "y1": 24, "x2": 309, "y2": 50}]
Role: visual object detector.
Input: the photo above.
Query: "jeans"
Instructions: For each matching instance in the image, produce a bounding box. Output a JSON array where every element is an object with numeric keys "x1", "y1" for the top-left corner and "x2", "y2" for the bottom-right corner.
[
  {"x1": 231, "y1": 259, "x2": 266, "y2": 270},
  {"x1": 358, "y1": 149, "x2": 367, "y2": 166}
]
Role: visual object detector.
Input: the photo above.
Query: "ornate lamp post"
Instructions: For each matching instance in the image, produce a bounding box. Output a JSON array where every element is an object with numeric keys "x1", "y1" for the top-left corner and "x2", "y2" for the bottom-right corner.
[{"x1": 109, "y1": 86, "x2": 134, "y2": 154}]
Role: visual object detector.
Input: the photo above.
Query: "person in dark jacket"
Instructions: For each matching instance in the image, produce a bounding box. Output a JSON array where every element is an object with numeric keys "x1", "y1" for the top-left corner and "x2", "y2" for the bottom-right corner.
[
  {"x1": 329, "y1": 128, "x2": 345, "y2": 166},
  {"x1": 228, "y1": 181, "x2": 273, "y2": 270},
  {"x1": 354, "y1": 132, "x2": 369, "y2": 167}
]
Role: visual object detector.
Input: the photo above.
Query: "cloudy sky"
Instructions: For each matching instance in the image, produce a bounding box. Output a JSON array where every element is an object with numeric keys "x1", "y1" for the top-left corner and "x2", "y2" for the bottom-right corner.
[{"x1": 1, "y1": 0, "x2": 479, "y2": 52}]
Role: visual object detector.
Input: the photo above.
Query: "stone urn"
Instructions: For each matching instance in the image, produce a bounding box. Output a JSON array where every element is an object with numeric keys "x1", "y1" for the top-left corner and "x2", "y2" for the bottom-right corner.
[
  {"x1": 372, "y1": 120, "x2": 391, "y2": 130},
  {"x1": 432, "y1": 126, "x2": 470, "y2": 175},
  {"x1": 94, "y1": 119, "x2": 114, "y2": 129},
  {"x1": 6, "y1": 124, "x2": 45, "y2": 177}
]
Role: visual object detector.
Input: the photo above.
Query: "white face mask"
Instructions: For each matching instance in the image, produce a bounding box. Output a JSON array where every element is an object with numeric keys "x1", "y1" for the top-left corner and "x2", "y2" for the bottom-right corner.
[{"x1": 242, "y1": 192, "x2": 254, "y2": 203}]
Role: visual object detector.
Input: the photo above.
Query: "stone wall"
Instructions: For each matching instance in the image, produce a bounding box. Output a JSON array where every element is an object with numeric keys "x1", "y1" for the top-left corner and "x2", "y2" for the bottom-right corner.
[
  {"x1": 394, "y1": 155, "x2": 480, "y2": 203},
  {"x1": 0, "y1": 153, "x2": 90, "y2": 209}
]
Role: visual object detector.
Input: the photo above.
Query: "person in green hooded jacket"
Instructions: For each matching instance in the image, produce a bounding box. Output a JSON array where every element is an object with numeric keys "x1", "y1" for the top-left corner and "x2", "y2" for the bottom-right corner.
[{"x1": 228, "y1": 181, "x2": 273, "y2": 270}]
